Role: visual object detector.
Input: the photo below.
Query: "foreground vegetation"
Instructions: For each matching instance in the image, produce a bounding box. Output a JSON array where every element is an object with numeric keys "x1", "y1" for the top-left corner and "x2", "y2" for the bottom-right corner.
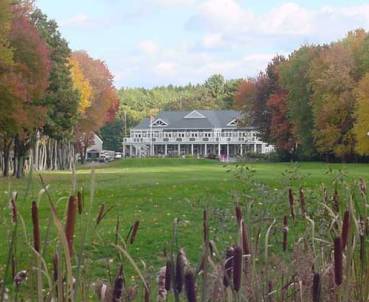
[{"x1": 0, "y1": 158, "x2": 369, "y2": 301}]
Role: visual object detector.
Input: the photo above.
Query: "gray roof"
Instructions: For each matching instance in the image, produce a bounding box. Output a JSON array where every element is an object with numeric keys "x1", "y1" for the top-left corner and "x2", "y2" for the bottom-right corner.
[{"x1": 134, "y1": 110, "x2": 244, "y2": 130}]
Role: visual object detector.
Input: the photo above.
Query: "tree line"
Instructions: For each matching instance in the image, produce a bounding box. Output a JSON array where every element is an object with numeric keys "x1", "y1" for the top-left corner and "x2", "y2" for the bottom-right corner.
[
  {"x1": 235, "y1": 29, "x2": 369, "y2": 162},
  {"x1": 0, "y1": 0, "x2": 119, "y2": 177}
]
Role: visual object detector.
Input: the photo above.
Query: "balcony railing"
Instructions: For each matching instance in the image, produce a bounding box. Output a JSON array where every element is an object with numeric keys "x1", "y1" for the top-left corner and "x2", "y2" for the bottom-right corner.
[{"x1": 123, "y1": 136, "x2": 261, "y2": 144}]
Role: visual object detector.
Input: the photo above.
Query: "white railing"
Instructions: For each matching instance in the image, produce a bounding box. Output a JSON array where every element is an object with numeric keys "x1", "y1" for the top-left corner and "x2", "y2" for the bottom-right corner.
[{"x1": 123, "y1": 136, "x2": 261, "y2": 144}]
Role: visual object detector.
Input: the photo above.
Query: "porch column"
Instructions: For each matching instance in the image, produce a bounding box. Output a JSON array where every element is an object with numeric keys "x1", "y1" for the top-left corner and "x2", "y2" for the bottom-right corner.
[
  {"x1": 240, "y1": 144, "x2": 243, "y2": 156},
  {"x1": 204, "y1": 144, "x2": 207, "y2": 157},
  {"x1": 164, "y1": 144, "x2": 168, "y2": 156},
  {"x1": 227, "y1": 144, "x2": 229, "y2": 158},
  {"x1": 253, "y1": 144, "x2": 256, "y2": 153},
  {"x1": 218, "y1": 143, "x2": 221, "y2": 157},
  {"x1": 129, "y1": 145, "x2": 133, "y2": 157},
  {"x1": 178, "y1": 144, "x2": 181, "y2": 156},
  {"x1": 191, "y1": 144, "x2": 194, "y2": 156}
]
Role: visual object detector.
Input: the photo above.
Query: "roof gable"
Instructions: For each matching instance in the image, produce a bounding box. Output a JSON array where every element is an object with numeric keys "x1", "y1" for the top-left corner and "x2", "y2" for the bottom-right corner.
[{"x1": 184, "y1": 110, "x2": 206, "y2": 119}]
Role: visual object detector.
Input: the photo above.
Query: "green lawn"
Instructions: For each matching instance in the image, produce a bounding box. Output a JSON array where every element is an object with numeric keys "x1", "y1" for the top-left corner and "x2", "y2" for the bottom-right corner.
[{"x1": 1, "y1": 158, "x2": 369, "y2": 279}]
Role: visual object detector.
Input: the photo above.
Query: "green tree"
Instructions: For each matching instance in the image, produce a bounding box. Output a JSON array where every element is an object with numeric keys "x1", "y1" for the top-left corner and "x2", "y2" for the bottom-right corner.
[
  {"x1": 31, "y1": 9, "x2": 79, "y2": 140},
  {"x1": 280, "y1": 46, "x2": 318, "y2": 159}
]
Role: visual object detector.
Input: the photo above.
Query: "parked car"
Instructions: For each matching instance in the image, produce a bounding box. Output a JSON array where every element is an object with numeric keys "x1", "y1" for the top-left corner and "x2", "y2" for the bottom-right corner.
[{"x1": 114, "y1": 152, "x2": 122, "y2": 159}]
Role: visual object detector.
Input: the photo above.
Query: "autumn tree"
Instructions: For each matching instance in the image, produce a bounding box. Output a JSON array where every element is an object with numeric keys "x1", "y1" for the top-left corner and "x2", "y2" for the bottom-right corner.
[
  {"x1": 2, "y1": 3, "x2": 51, "y2": 177},
  {"x1": 309, "y1": 43, "x2": 356, "y2": 160},
  {"x1": 353, "y1": 73, "x2": 369, "y2": 155},
  {"x1": 0, "y1": 0, "x2": 13, "y2": 67},
  {"x1": 71, "y1": 51, "x2": 119, "y2": 161},
  {"x1": 69, "y1": 56, "x2": 92, "y2": 114}
]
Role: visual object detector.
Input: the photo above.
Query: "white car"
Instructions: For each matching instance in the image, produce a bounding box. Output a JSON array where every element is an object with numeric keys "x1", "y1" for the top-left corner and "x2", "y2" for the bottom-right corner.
[{"x1": 114, "y1": 152, "x2": 122, "y2": 159}]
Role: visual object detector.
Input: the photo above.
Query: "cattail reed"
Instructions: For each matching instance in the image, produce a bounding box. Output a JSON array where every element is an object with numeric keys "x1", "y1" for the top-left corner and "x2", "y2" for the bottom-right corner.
[
  {"x1": 288, "y1": 188, "x2": 295, "y2": 221},
  {"x1": 203, "y1": 210, "x2": 208, "y2": 243},
  {"x1": 96, "y1": 203, "x2": 105, "y2": 225},
  {"x1": 267, "y1": 281, "x2": 274, "y2": 302},
  {"x1": 333, "y1": 188, "x2": 339, "y2": 213},
  {"x1": 359, "y1": 177, "x2": 367, "y2": 196},
  {"x1": 333, "y1": 237, "x2": 343, "y2": 286},
  {"x1": 235, "y1": 205, "x2": 242, "y2": 226},
  {"x1": 144, "y1": 285, "x2": 150, "y2": 302},
  {"x1": 232, "y1": 246, "x2": 242, "y2": 292},
  {"x1": 10, "y1": 193, "x2": 17, "y2": 223},
  {"x1": 185, "y1": 270, "x2": 196, "y2": 302},
  {"x1": 77, "y1": 190, "x2": 83, "y2": 214},
  {"x1": 112, "y1": 265, "x2": 124, "y2": 302},
  {"x1": 341, "y1": 210, "x2": 350, "y2": 250},
  {"x1": 52, "y1": 253, "x2": 58, "y2": 282},
  {"x1": 223, "y1": 247, "x2": 234, "y2": 287},
  {"x1": 360, "y1": 234, "x2": 365, "y2": 264},
  {"x1": 65, "y1": 195, "x2": 77, "y2": 257},
  {"x1": 176, "y1": 248, "x2": 187, "y2": 293},
  {"x1": 14, "y1": 270, "x2": 27, "y2": 287},
  {"x1": 31, "y1": 201, "x2": 41, "y2": 253},
  {"x1": 241, "y1": 221, "x2": 250, "y2": 255},
  {"x1": 312, "y1": 272, "x2": 321, "y2": 302},
  {"x1": 299, "y1": 187, "x2": 306, "y2": 217},
  {"x1": 130, "y1": 220, "x2": 140, "y2": 244},
  {"x1": 165, "y1": 260, "x2": 172, "y2": 291},
  {"x1": 282, "y1": 216, "x2": 288, "y2": 252}
]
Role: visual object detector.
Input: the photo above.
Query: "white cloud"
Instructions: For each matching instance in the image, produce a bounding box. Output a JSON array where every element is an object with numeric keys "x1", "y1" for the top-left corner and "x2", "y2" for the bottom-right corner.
[
  {"x1": 137, "y1": 40, "x2": 159, "y2": 55},
  {"x1": 151, "y1": 0, "x2": 198, "y2": 8},
  {"x1": 154, "y1": 62, "x2": 177, "y2": 76},
  {"x1": 202, "y1": 33, "x2": 224, "y2": 49},
  {"x1": 61, "y1": 14, "x2": 92, "y2": 27}
]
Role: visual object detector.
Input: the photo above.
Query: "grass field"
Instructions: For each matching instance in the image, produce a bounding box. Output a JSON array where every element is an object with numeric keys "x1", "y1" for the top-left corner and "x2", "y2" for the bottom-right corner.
[{"x1": 1, "y1": 158, "x2": 369, "y2": 279}]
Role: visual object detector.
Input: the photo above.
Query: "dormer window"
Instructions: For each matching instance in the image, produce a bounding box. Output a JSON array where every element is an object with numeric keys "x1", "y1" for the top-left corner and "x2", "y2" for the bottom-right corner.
[
  {"x1": 227, "y1": 119, "x2": 238, "y2": 127},
  {"x1": 151, "y1": 118, "x2": 168, "y2": 127},
  {"x1": 184, "y1": 110, "x2": 206, "y2": 119}
]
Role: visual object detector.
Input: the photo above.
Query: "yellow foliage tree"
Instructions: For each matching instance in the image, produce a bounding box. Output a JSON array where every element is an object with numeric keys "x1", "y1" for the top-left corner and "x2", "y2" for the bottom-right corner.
[
  {"x1": 353, "y1": 73, "x2": 369, "y2": 155},
  {"x1": 68, "y1": 56, "x2": 92, "y2": 114}
]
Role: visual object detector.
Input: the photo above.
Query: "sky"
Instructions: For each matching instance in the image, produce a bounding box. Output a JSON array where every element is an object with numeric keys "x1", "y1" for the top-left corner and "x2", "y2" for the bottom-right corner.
[{"x1": 36, "y1": 0, "x2": 369, "y2": 89}]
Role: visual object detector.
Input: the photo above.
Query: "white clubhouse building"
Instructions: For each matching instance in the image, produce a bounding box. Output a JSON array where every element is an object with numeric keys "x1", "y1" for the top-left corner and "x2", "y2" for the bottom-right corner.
[{"x1": 122, "y1": 110, "x2": 273, "y2": 158}]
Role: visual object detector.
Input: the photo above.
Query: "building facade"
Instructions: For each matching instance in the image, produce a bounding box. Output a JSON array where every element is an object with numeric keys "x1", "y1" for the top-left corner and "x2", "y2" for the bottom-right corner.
[{"x1": 122, "y1": 110, "x2": 274, "y2": 158}]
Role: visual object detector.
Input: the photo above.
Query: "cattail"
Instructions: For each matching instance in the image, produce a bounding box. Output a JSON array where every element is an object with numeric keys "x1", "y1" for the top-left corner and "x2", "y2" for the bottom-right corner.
[
  {"x1": 333, "y1": 189, "x2": 339, "y2": 213},
  {"x1": 144, "y1": 286, "x2": 150, "y2": 302},
  {"x1": 323, "y1": 186, "x2": 328, "y2": 204},
  {"x1": 114, "y1": 216, "x2": 120, "y2": 245},
  {"x1": 241, "y1": 221, "x2": 250, "y2": 255},
  {"x1": 232, "y1": 246, "x2": 242, "y2": 292},
  {"x1": 288, "y1": 188, "x2": 295, "y2": 221},
  {"x1": 94, "y1": 281, "x2": 112, "y2": 301},
  {"x1": 31, "y1": 201, "x2": 41, "y2": 253},
  {"x1": 14, "y1": 270, "x2": 27, "y2": 287},
  {"x1": 209, "y1": 240, "x2": 216, "y2": 257},
  {"x1": 53, "y1": 253, "x2": 58, "y2": 282},
  {"x1": 96, "y1": 203, "x2": 105, "y2": 225},
  {"x1": 203, "y1": 210, "x2": 208, "y2": 243},
  {"x1": 130, "y1": 220, "x2": 140, "y2": 244},
  {"x1": 185, "y1": 270, "x2": 196, "y2": 302},
  {"x1": 175, "y1": 249, "x2": 187, "y2": 293},
  {"x1": 282, "y1": 216, "x2": 288, "y2": 252},
  {"x1": 223, "y1": 247, "x2": 234, "y2": 287},
  {"x1": 312, "y1": 272, "x2": 321, "y2": 302},
  {"x1": 299, "y1": 187, "x2": 306, "y2": 217},
  {"x1": 333, "y1": 237, "x2": 343, "y2": 286},
  {"x1": 235, "y1": 205, "x2": 242, "y2": 226},
  {"x1": 359, "y1": 178, "x2": 367, "y2": 196},
  {"x1": 112, "y1": 265, "x2": 124, "y2": 302},
  {"x1": 77, "y1": 191, "x2": 83, "y2": 215},
  {"x1": 165, "y1": 260, "x2": 172, "y2": 291},
  {"x1": 267, "y1": 281, "x2": 274, "y2": 302},
  {"x1": 157, "y1": 267, "x2": 168, "y2": 301},
  {"x1": 65, "y1": 195, "x2": 77, "y2": 257},
  {"x1": 341, "y1": 210, "x2": 350, "y2": 250},
  {"x1": 10, "y1": 192, "x2": 17, "y2": 223},
  {"x1": 360, "y1": 234, "x2": 365, "y2": 264}
]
